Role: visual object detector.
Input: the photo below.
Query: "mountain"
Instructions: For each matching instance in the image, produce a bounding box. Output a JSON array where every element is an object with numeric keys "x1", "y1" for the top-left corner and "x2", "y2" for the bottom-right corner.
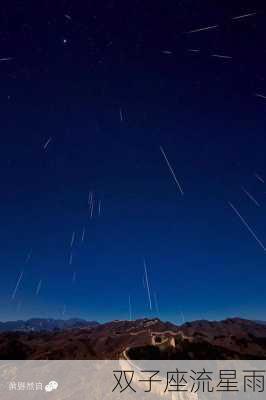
[
  {"x1": 255, "y1": 320, "x2": 266, "y2": 326},
  {"x1": 0, "y1": 318, "x2": 99, "y2": 332},
  {"x1": 0, "y1": 317, "x2": 266, "y2": 359}
]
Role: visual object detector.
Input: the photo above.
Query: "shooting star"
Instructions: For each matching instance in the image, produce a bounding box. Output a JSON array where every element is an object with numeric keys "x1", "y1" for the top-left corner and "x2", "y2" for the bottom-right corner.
[
  {"x1": 88, "y1": 191, "x2": 94, "y2": 218},
  {"x1": 211, "y1": 54, "x2": 232, "y2": 59},
  {"x1": 36, "y1": 279, "x2": 42, "y2": 295},
  {"x1": 161, "y1": 50, "x2": 173, "y2": 55},
  {"x1": 0, "y1": 57, "x2": 13, "y2": 62},
  {"x1": 90, "y1": 197, "x2": 94, "y2": 218},
  {"x1": 11, "y1": 271, "x2": 24, "y2": 300},
  {"x1": 142, "y1": 273, "x2": 146, "y2": 289},
  {"x1": 254, "y1": 173, "x2": 265, "y2": 184},
  {"x1": 160, "y1": 146, "x2": 184, "y2": 195},
  {"x1": 119, "y1": 107, "x2": 123, "y2": 122},
  {"x1": 98, "y1": 200, "x2": 101, "y2": 216},
  {"x1": 228, "y1": 201, "x2": 266, "y2": 251},
  {"x1": 143, "y1": 259, "x2": 152, "y2": 310},
  {"x1": 64, "y1": 14, "x2": 72, "y2": 21},
  {"x1": 69, "y1": 252, "x2": 73, "y2": 265},
  {"x1": 70, "y1": 231, "x2": 75, "y2": 247},
  {"x1": 254, "y1": 93, "x2": 266, "y2": 99},
  {"x1": 241, "y1": 186, "x2": 260, "y2": 207},
  {"x1": 81, "y1": 227, "x2": 86, "y2": 242},
  {"x1": 232, "y1": 12, "x2": 256, "y2": 20},
  {"x1": 43, "y1": 137, "x2": 52, "y2": 150},
  {"x1": 185, "y1": 25, "x2": 218, "y2": 34}
]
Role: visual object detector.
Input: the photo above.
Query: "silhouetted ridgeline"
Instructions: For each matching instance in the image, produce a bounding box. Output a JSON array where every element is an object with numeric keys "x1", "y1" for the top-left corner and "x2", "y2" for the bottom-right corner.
[
  {"x1": 0, "y1": 318, "x2": 99, "y2": 332},
  {"x1": 0, "y1": 317, "x2": 266, "y2": 359}
]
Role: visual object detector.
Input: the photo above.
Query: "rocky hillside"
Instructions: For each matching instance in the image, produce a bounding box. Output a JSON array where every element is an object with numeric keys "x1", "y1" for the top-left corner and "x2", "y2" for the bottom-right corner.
[{"x1": 0, "y1": 318, "x2": 265, "y2": 359}]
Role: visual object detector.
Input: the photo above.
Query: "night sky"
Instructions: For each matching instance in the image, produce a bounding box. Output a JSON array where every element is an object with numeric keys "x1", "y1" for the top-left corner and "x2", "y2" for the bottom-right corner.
[{"x1": 1, "y1": 0, "x2": 266, "y2": 323}]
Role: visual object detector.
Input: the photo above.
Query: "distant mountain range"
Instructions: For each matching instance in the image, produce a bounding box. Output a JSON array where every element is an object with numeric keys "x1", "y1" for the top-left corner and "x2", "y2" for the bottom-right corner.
[
  {"x1": 256, "y1": 320, "x2": 266, "y2": 326},
  {"x1": 0, "y1": 317, "x2": 266, "y2": 359},
  {"x1": 0, "y1": 318, "x2": 99, "y2": 332},
  {"x1": 0, "y1": 317, "x2": 265, "y2": 333}
]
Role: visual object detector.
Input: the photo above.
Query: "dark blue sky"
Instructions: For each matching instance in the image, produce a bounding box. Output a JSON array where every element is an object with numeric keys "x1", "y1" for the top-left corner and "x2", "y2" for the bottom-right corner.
[{"x1": 0, "y1": 0, "x2": 266, "y2": 323}]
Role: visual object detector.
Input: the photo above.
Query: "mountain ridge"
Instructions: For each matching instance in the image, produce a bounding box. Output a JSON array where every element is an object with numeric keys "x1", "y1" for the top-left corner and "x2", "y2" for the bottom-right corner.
[
  {"x1": 0, "y1": 318, "x2": 99, "y2": 332},
  {"x1": 0, "y1": 316, "x2": 265, "y2": 332},
  {"x1": 0, "y1": 317, "x2": 266, "y2": 359}
]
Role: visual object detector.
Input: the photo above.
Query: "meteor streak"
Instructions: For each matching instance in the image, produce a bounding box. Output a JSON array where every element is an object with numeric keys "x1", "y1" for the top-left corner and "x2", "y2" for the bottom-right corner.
[
  {"x1": 228, "y1": 202, "x2": 266, "y2": 251},
  {"x1": 160, "y1": 146, "x2": 184, "y2": 195},
  {"x1": 185, "y1": 25, "x2": 218, "y2": 34},
  {"x1": 11, "y1": 271, "x2": 24, "y2": 300},
  {"x1": 241, "y1": 187, "x2": 260, "y2": 207},
  {"x1": 143, "y1": 259, "x2": 152, "y2": 310}
]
